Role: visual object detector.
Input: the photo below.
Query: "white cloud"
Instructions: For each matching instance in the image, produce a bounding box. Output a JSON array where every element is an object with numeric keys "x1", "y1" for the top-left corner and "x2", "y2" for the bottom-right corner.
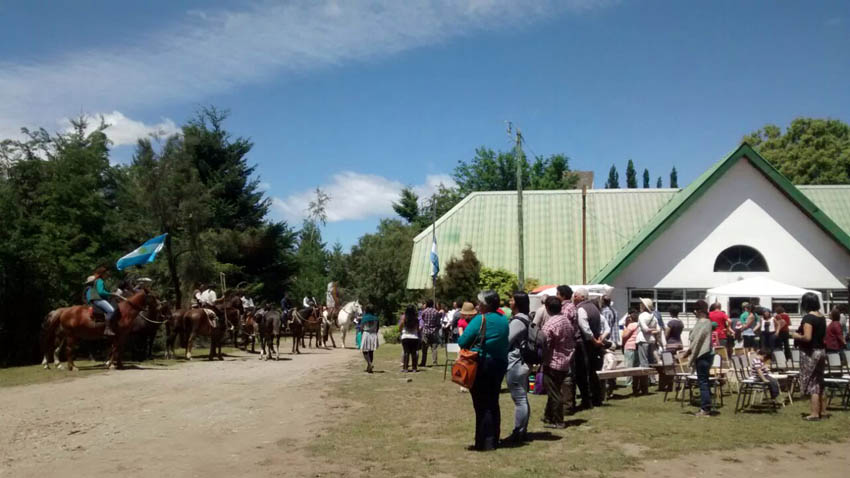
[
  {"x1": 271, "y1": 172, "x2": 456, "y2": 223},
  {"x1": 0, "y1": 0, "x2": 614, "y2": 138},
  {"x1": 62, "y1": 111, "x2": 180, "y2": 146}
]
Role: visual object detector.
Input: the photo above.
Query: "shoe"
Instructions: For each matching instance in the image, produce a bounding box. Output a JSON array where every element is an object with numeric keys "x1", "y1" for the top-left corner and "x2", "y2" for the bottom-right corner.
[
  {"x1": 694, "y1": 409, "x2": 711, "y2": 417},
  {"x1": 501, "y1": 430, "x2": 526, "y2": 445},
  {"x1": 103, "y1": 325, "x2": 116, "y2": 337},
  {"x1": 543, "y1": 422, "x2": 567, "y2": 429},
  {"x1": 802, "y1": 416, "x2": 821, "y2": 422}
]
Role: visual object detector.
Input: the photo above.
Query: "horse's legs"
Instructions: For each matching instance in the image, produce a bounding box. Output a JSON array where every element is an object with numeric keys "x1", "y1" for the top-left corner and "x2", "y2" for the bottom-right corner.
[
  {"x1": 341, "y1": 326, "x2": 347, "y2": 349},
  {"x1": 328, "y1": 327, "x2": 336, "y2": 349},
  {"x1": 65, "y1": 336, "x2": 77, "y2": 371},
  {"x1": 186, "y1": 331, "x2": 196, "y2": 360}
]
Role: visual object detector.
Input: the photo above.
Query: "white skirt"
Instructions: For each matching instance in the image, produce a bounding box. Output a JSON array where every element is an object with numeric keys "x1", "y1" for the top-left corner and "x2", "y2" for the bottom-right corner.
[{"x1": 360, "y1": 332, "x2": 379, "y2": 352}]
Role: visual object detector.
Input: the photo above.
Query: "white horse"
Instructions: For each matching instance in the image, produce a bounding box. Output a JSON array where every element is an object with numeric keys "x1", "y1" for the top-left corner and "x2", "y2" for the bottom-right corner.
[{"x1": 337, "y1": 301, "x2": 362, "y2": 348}]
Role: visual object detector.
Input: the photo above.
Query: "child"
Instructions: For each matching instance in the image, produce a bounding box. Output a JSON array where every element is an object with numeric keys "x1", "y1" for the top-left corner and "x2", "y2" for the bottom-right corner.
[{"x1": 749, "y1": 349, "x2": 780, "y2": 403}]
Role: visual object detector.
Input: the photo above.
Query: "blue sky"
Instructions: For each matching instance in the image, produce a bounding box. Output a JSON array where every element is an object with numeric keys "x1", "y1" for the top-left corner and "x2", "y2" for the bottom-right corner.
[{"x1": 1, "y1": 1, "x2": 848, "y2": 248}]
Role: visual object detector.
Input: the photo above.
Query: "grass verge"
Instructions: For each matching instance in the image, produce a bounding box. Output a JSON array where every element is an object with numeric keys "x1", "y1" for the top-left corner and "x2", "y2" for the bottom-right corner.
[{"x1": 311, "y1": 344, "x2": 850, "y2": 478}]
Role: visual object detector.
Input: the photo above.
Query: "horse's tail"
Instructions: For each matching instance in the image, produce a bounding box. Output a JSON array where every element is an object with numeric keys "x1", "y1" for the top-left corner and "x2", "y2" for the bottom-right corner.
[{"x1": 41, "y1": 309, "x2": 61, "y2": 368}]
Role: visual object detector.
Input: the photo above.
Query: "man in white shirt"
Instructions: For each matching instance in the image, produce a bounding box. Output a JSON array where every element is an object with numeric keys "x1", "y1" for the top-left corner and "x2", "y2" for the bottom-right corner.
[{"x1": 635, "y1": 297, "x2": 659, "y2": 394}]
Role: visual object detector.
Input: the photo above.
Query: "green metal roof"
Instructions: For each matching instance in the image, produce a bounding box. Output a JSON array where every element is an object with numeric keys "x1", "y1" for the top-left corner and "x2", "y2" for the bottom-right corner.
[
  {"x1": 406, "y1": 189, "x2": 679, "y2": 289},
  {"x1": 407, "y1": 144, "x2": 850, "y2": 290}
]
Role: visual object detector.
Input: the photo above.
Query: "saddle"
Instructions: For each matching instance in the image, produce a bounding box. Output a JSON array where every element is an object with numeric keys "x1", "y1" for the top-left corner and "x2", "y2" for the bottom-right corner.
[
  {"x1": 202, "y1": 308, "x2": 219, "y2": 328},
  {"x1": 89, "y1": 307, "x2": 106, "y2": 322}
]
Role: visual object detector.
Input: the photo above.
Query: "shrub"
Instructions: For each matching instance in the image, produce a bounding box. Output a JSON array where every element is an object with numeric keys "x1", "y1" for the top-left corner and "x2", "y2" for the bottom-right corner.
[{"x1": 382, "y1": 327, "x2": 401, "y2": 344}]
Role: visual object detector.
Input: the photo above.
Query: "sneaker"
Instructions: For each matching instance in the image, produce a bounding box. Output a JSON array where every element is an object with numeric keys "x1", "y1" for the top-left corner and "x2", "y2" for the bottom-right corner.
[
  {"x1": 543, "y1": 422, "x2": 567, "y2": 429},
  {"x1": 694, "y1": 409, "x2": 711, "y2": 417}
]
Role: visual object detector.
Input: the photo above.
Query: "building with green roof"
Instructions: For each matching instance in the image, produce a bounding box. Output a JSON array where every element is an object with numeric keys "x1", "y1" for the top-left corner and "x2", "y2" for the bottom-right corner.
[{"x1": 408, "y1": 144, "x2": 850, "y2": 318}]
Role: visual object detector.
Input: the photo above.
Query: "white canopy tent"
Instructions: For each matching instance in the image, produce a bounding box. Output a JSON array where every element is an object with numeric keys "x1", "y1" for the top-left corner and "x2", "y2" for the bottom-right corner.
[
  {"x1": 529, "y1": 284, "x2": 612, "y2": 312},
  {"x1": 706, "y1": 277, "x2": 823, "y2": 314}
]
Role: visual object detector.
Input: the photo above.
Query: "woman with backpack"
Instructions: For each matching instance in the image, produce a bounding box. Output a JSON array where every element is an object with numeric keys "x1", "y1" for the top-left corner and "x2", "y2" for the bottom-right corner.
[{"x1": 503, "y1": 291, "x2": 533, "y2": 445}]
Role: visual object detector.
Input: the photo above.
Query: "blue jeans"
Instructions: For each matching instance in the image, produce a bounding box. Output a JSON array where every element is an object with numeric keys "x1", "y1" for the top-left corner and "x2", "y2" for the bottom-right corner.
[
  {"x1": 623, "y1": 349, "x2": 637, "y2": 385},
  {"x1": 695, "y1": 353, "x2": 714, "y2": 412},
  {"x1": 93, "y1": 300, "x2": 116, "y2": 321},
  {"x1": 506, "y1": 363, "x2": 530, "y2": 434}
]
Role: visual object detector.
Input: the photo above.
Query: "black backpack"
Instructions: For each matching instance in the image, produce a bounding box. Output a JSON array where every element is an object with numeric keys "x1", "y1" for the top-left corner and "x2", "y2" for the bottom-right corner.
[{"x1": 515, "y1": 315, "x2": 543, "y2": 366}]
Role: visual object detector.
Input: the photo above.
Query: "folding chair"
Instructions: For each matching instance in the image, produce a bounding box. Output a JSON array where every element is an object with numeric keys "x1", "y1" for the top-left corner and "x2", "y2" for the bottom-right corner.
[
  {"x1": 731, "y1": 355, "x2": 775, "y2": 413},
  {"x1": 771, "y1": 350, "x2": 798, "y2": 404},
  {"x1": 661, "y1": 351, "x2": 689, "y2": 402},
  {"x1": 684, "y1": 354, "x2": 724, "y2": 409},
  {"x1": 791, "y1": 349, "x2": 801, "y2": 370},
  {"x1": 442, "y1": 343, "x2": 460, "y2": 381},
  {"x1": 824, "y1": 352, "x2": 850, "y2": 408}
]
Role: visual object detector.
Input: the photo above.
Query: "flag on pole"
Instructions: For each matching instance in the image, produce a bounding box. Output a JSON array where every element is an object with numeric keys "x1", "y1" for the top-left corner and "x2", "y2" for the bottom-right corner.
[
  {"x1": 430, "y1": 235, "x2": 439, "y2": 279},
  {"x1": 116, "y1": 233, "x2": 167, "y2": 271}
]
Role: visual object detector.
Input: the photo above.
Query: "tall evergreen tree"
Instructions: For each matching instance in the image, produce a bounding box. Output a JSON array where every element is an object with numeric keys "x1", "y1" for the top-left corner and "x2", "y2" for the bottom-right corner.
[
  {"x1": 625, "y1": 160, "x2": 637, "y2": 188},
  {"x1": 605, "y1": 164, "x2": 620, "y2": 189},
  {"x1": 670, "y1": 167, "x2": 679, "y2": 188},
  {"x1": 656, "y1": 176, "x2": 662, "y2": 188},
  {"x1": 642, "y1": 169, "x2": 650, "y2": 188},
  {"x1": 392, "y1": 187, "x2": 421, "y2": 224}
]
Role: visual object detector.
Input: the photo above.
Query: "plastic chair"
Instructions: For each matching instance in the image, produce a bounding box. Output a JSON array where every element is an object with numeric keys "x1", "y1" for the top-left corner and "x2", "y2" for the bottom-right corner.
[{"x1": 442, "y1": 343, "x2": 460, "y2": 381}]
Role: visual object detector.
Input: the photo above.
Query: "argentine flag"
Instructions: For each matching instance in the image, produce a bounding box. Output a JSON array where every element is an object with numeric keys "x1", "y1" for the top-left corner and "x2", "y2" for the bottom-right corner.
[
  {"x1": 430, "y1": 235, "x2": 439, "y2": 279},
  {"x1": 117, "y1": 233, "x2": 167, "y2": 271}
]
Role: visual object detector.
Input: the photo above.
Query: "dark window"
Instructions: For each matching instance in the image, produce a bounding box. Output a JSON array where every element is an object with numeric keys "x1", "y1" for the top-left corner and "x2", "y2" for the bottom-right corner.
[{"x1": 713, "y1": 245, "x2": 769, "y2": 272}]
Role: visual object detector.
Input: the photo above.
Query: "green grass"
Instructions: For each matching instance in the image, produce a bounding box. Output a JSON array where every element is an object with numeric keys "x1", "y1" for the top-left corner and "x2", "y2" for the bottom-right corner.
[
  {"x1": 0, "y1": 346, "x2": 244, "y2": 388},
  {"x1": 312, "y1": 344, "x2": 850, "y2": 478}
]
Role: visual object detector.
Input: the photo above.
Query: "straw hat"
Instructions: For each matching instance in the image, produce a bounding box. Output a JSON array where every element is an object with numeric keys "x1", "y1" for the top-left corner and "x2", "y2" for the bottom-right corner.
[
  {"x1": 460, "y1": 301, "x2": 477, "y2": 316},
  {"x1": 639, "y1": 297, "x2": 654, "y2": 310}
]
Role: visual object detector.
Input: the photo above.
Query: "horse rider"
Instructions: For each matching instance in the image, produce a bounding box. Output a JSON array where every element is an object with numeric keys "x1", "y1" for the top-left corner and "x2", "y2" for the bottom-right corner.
[
  {"x1": 326, "y1": 281, "x2": 340, "y2": 326},
  {"x1": 280, "y1": 296, "x2": 291, "y2": 319},
  {"x1": 303, "y1": 296, "x2": 317, "y2": 309},
  {"x1": 85, "y1": 266, "x2": 118, "y2": 337},
  {"x1": 195, "y1": 284, "x2": 221, "y2": 327},
  {"x1": 241, "y1": 294, "x2": 255, "y2": 314}
]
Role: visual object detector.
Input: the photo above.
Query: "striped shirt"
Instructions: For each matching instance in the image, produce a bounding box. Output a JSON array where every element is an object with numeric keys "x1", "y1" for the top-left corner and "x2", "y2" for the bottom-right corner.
[{"x1": 542, "y1": 313, "x2": 576, "y2": 372}]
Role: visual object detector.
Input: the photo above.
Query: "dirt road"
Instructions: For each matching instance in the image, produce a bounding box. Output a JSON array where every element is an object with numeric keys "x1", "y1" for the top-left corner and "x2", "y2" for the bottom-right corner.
[{"x1": 0, "y1": 343, "x2": 357, "y2": 478}]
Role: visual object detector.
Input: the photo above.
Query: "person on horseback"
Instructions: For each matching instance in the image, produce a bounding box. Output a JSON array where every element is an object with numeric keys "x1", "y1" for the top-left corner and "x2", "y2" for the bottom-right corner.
[
  {"x1": 85, "y1": 266, "x2": 117, "y2": 336},
  {"x1": 196, "y1": 284, "x2": 221, "y2": 327}
]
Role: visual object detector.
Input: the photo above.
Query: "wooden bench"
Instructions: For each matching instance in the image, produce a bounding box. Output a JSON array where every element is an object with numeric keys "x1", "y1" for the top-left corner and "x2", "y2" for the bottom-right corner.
[{"x1": 597, "y1": 366, "x2": 658, "y2": 380}]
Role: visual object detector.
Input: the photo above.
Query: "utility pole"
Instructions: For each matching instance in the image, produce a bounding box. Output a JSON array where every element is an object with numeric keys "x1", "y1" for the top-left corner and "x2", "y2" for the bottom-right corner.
[{"x1": 509, "y1": 123, "x2": 525, "y2": 290}]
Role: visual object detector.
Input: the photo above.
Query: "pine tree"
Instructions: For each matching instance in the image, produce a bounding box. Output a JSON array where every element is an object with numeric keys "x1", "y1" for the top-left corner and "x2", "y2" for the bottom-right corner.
[
  {"x1": 670, "y1": 167, "x2": 679, "y2": 188},
  {"x1": 392, "y1": 187, "x2": 420, "y2": 224},
  {"x1": 605, "y1": 164, "x2": 620, "y2": 189},
  {"x1": 625, "y1": 160, "x2": 637, "y2": 188},
  {"x1": 642, "y1": 169, "x2": 650, "y2": 188},
  {"x1": 656, "y1": 176, "x2": 662, "y2": 188}
]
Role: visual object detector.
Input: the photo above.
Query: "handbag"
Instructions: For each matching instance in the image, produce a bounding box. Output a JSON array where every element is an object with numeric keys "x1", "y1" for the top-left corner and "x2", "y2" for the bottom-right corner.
[{"x1": 452, "y1": 315, "x2": 487, "y2": 389}]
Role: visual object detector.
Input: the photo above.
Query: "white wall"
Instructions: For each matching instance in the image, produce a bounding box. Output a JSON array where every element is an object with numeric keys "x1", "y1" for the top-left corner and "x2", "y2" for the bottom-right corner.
[{"x1": 609, "y1": 159, "x2": 850, "y2": 317}]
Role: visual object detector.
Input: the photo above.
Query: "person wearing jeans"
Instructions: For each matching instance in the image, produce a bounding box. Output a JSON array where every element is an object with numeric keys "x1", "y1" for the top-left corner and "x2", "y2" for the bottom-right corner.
[
  {"x1": 541, "y1": 296, "x2": 576, "y2": 428},
  {"x1": 503, "y1": 292, "x2": 532, "y2": 444},
  {"x1": 635, "y1": 298, "x2": 659, "y2": 395},
  {"x1": 682, "y1": 300, "x2": 714, "y2": 417}
]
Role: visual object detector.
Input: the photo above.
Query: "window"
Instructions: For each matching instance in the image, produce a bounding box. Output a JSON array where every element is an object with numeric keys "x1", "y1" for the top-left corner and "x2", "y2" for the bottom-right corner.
[
  {"x1": 713, "y1": 245, "x2": 769, "y2": 272},
  {"x1": 772, "y1": 299, "x2": 800, "y2": 315},
  {"x1": 627, "y1": 288, "x2": 706, "y2": 320}
]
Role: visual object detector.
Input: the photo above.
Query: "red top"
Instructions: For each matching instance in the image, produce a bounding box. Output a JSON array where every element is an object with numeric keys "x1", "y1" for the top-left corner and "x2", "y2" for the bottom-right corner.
[
  {"x1": 825, "y1": 320, "x2": 845, "y2": 351},
  {"x1": 709, "y1": 310, "x2": 729, "y2": 340},
  {"x1": 777, "y1": 313, "x2": 791, "y2": 333}
]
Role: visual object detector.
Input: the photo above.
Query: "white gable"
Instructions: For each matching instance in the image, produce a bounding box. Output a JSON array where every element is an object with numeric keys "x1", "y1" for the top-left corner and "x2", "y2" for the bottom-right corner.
[{"x1": 610, "y1": 158, "x2": 850, "y2": 304}]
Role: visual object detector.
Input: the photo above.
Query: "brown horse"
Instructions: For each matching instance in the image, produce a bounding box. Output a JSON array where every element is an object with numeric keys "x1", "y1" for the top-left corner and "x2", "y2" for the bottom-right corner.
[
  {"x1": 165, "y1": 307, "x2": 226, "y2": 360},
  {"x1": 42, "y1": 289, "x2": 158, "y2": 371},
  {"x1": 239, "y1": 310, "x2": 258, "y2": 353},
  {"x1": 288, "y1": 306, "x2": 317, "y2": 354}
]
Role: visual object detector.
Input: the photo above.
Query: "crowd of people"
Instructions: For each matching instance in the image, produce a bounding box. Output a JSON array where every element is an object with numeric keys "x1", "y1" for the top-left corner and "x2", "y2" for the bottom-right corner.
[{"x1": 392, "y1": 286, "x2": 850, "y2": 451}]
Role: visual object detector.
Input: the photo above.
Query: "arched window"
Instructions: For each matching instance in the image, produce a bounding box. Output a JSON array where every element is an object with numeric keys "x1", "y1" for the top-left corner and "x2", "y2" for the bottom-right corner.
[{"x1": 713, "y1": 245, "x2": 769, "y2": 272}]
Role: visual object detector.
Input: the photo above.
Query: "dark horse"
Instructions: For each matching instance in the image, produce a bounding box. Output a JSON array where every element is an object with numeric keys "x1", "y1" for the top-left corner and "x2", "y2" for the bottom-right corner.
[
  {"x1": 129, "y1": 301, "x2": 171, "y2": 360},
  {"x1": 42, "y1": 288, "x2": 159, "y2": 370},
  {"x1": 256, "y1": 309, "x2": 283, "y2": 360},
  {"x1": 240, "y1": 310, "x2": 258, "y2": 353},
  {"x1": 165, "y1": 293, "x2": 243, "y2": 361},
  {"x1": 288, "y1": 306, "x2": 318, "y2": 354}
]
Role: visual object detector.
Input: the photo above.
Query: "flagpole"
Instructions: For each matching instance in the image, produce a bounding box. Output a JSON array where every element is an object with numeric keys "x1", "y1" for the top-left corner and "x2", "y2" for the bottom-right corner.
[{"x1": 431, "y1": 194, "x2": 437, "y2": 304}]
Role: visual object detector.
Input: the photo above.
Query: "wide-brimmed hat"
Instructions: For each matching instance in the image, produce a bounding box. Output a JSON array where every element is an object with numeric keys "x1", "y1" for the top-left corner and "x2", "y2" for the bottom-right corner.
[
  {"x1": 460, "y1": 301, "x2": 477, "y2": 315},
  {"x1": 639, "y1": 297, "x2": 654, "y2": 310}
]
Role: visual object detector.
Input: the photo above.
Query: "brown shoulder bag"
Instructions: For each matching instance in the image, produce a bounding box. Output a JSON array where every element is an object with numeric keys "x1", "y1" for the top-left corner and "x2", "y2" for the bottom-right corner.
[{"x1": 451, "y1": 314, "x2": 487, "y2": 388}]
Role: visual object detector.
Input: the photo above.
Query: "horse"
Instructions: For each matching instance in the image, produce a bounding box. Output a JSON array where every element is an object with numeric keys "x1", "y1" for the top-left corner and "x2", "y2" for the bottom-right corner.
[
  {"x1": 165, "y1": 306, "x2": 226, "y2": 361},
  {"x1": 218, "y1": 293, "x2": 244, "y2": 348},
  {"x1": 129, "y1": 300, "x2": 171, "y2": 360},
  {"x1": 336, "y1": 301, "x2": 362, "y2": 348},
  {"x1": 239, "y1": 310, "x2": 258, "y2": 353},
  {"x1": 41, "y1": 288, "x2": 159, "y2": 371},
  {"x1": 257, "y1": 309, "x2": 283, "y2": 360},
  {"x1": 288, "y1": 306, "x2": 317, "y2": 354}
]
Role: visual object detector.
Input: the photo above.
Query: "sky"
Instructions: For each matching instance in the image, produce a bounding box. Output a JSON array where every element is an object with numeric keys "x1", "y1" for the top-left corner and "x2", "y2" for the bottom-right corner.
[{"x1": 1, "y1": 0, "x2": 848, "y2": 248}]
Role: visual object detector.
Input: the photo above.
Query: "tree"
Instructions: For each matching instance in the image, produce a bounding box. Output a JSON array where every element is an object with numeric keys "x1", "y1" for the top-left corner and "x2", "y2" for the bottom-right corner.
[
  {"x1": 347, "y1": 219, "x2": 420, "y2": 323},
  {"x1": 605, "y1": 165, "x2": 619, "y2": 189},
  {"x1": 182, "y1": 107, "x2": 268, "y2": 230},
  {"x1": 626, "y1": 160, "x2": 637, "y2": 188},
  {"x1": 744, "y1": 117, "x2": 850, "y2": 184},
  {"x1": 528, "y1": 154, "x2": 580, "y2": 190},
  {"x1": 642, "y1": 169, "x2": 650, "y2": 188},
  {"x1": 327, "y1": 242, "x2": 352, "y2": 294},
  {"x1": 670, "y1": 167, "x2": 679, "y2": 188},
  {"x1": 392, "y1": 187, "x2": 421, "y2": 224},
  {"x1": 453, "y1": 147, "x2": 579, "y2": 194},
  {"x1": 435, "y1": 247, "x2": 481, "y2": 305},
  {"x1": 291, "y1": 220, "x2": 329, "y2": 302},
  {"x1": 656, "y1": 176, "x2": 662, "y2": 188},
  {"x1": 307, "y1": 187, "x2": 330, "y2": 227},
  {"x1": 478, "y1": 267, "x2": 518, "y2": 301}
]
